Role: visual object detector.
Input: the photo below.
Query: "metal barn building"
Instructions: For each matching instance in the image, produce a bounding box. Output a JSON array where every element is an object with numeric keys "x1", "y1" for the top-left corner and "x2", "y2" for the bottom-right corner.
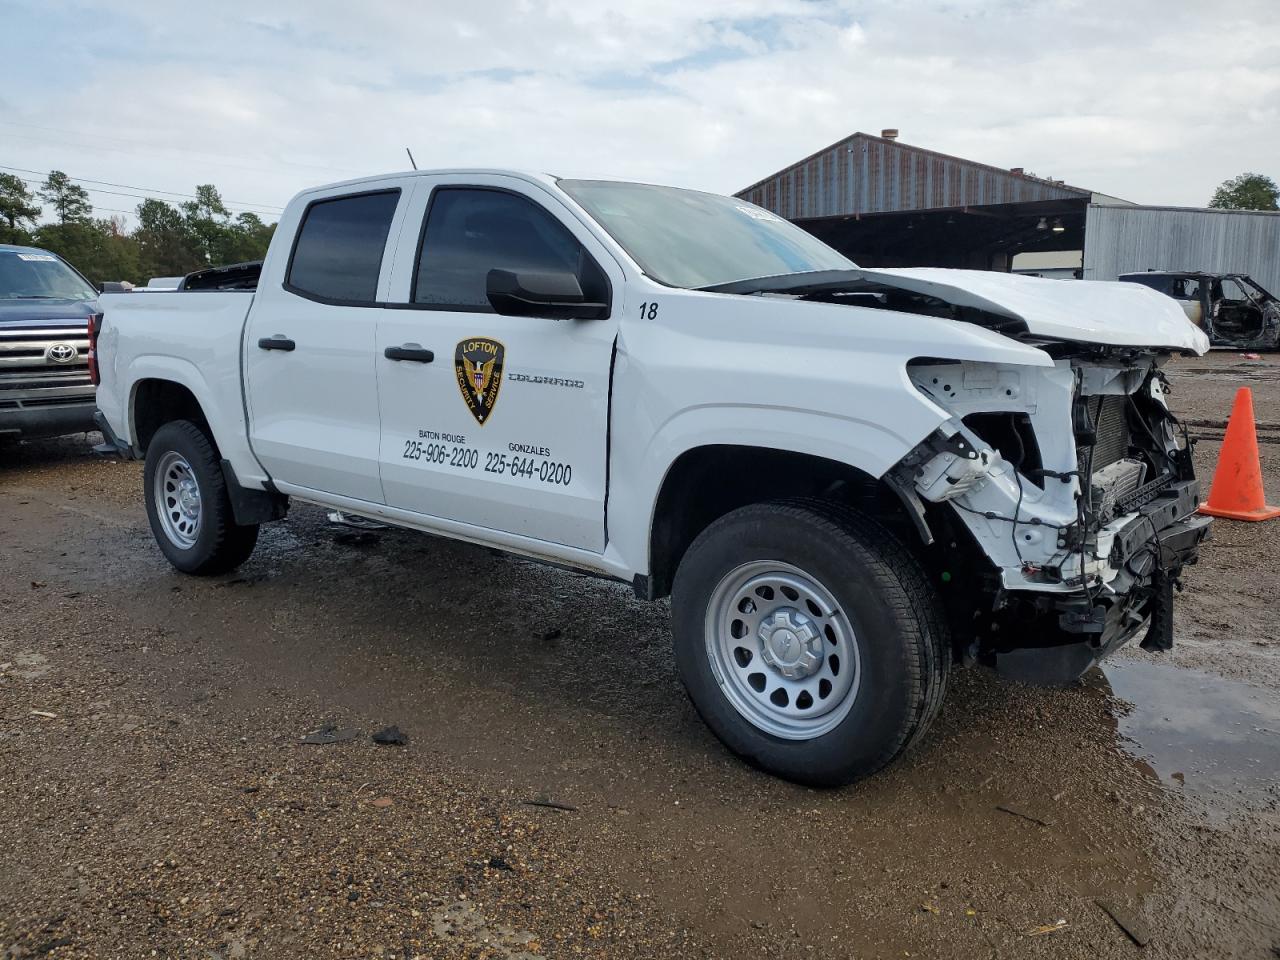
[
  {"x1": 1083, "y1": 205, "x2": 1280, "y2": 295},
  {"x1": 736, "y1": 131, "x2": 1278, "y2": 293}
]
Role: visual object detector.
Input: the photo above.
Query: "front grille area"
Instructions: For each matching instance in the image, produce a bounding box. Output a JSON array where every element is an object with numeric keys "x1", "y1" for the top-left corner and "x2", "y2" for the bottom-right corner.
[{"x1": 0, "y1": 323, "x2": 91, "y2": 398}]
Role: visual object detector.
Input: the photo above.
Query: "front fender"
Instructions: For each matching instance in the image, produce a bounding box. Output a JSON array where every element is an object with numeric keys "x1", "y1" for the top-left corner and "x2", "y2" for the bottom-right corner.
[{"x1": 607, "y1": 392, "x2": 951, "y2": 580}]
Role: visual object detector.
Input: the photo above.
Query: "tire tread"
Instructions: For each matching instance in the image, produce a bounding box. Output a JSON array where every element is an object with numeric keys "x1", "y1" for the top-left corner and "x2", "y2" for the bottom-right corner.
[
  {"x1": 673, "y1": 497, "x2": 950, "y2": 785},
  {"x1": 145, "y1": 420, "x2": 258, "y2": 575}
]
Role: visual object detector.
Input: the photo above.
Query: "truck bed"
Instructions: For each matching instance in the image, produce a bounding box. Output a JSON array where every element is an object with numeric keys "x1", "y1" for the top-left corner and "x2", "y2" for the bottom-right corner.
[{"x1": 95, "y1": 290, "x2": 261, "y2": 481}]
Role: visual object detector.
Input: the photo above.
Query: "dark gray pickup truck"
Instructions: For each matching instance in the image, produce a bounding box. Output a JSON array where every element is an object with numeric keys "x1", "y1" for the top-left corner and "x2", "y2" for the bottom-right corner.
[{"x1": 0, "y1": 244, "x2": 98, "y2": 441}]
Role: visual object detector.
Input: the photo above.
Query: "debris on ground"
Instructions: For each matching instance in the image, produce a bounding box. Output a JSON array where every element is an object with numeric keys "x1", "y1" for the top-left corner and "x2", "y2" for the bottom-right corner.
[
  {"x1": 1028, "y1": 919, "x2": 1069, "y2": 936},
  {"x1": 369, "y1": 797, "x2": 394, "y2": 808},
  {"x1": 326, "y1": 510, "x2": 388, "y2": 531},
  {"x1": 29, "y1": 710, "x2": 58, "y2": 719},
  {"x1": 522, "y1": 797, "x2": 578, "y2": 812},
  {"x1": 996, "y1": 804, "x2": 1051, "y2": 827},
  {"x1": 299, "y1": 724, "x2": 360, "y2": 745},
  {"x1": 1096, "y1": 899, "x2": 1152, "y2": 947},
  {"x1": 371, "y1": 724, "x2": 408, "y2": 746}
]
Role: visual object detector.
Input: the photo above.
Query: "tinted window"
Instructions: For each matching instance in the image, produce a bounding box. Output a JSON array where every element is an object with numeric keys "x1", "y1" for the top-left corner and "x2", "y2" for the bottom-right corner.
[
  {"x1": 415, "y1": 188, "x2": 606, "y2": 309},
  {"x1": 287, "y1": 190, "x2": 399, "y2": 303}
]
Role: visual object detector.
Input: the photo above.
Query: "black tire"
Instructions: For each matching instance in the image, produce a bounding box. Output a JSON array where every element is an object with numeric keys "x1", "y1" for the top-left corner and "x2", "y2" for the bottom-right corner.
[
  {"x1": 143, "y1": 420, "x2": 258, "y2": 575},
  {"x1": 672, "y1": 499, "x2": 948, "y2": 787}
]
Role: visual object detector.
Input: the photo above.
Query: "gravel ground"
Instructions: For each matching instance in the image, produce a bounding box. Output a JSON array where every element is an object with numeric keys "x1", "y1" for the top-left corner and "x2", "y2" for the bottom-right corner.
[{"x1": 1, "y1": 350, "x2": 1277, "y2": 959}]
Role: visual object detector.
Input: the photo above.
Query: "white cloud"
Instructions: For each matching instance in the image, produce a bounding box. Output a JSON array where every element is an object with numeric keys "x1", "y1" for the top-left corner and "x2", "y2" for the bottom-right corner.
[{"x1": 3, "y1": 0, "x2": 1278, "y2": 221}]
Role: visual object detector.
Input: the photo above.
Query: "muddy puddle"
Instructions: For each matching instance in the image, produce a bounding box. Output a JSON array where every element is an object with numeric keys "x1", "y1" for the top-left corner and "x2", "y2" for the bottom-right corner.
[{"x1": 1099, "y1": 658, "x2": 1280, "y2": 820}]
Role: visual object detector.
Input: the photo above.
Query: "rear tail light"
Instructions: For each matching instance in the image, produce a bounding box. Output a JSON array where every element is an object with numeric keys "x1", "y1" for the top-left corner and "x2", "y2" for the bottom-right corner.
[{"x1": 87, "y1": 312, "x2": 102, "y2": 386}]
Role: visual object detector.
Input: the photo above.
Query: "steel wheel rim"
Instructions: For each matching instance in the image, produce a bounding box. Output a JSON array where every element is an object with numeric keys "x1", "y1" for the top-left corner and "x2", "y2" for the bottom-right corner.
[
  {"x1": 153, "y1": 451, "x2": 201, "y2": 549},
  {"x1": 705, "y1": 560, "x2": 860, "y2": 740}
]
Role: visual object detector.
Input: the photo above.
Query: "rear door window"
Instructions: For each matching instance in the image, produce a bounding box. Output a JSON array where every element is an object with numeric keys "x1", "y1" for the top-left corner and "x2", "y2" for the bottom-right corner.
[{"x1": 287, "y1": 190, "x2": 400, "y2": 304}]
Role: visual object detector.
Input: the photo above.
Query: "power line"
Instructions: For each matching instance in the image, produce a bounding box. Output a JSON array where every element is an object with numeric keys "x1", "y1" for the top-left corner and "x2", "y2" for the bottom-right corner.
[
  {"x1": 10, "y1": 174, "x2": 269, "y2": 216},
  {"x1": 0, "y1": 163, "x2": 284, "y2": 213}
]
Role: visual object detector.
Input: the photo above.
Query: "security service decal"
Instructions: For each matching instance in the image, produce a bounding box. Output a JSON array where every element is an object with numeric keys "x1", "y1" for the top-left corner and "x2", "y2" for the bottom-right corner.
[{"x1": 455, "y1": 337, "x2": 505, "y2": 425}]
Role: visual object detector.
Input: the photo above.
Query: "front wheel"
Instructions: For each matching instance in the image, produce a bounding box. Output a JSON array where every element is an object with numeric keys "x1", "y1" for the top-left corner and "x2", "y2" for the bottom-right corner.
[
  {"x1": 672, "y1": 500, "x2": 948, "y2": 787},
  {"x1": 143, "y1": 420, "x2": 258, "y2": 575}
]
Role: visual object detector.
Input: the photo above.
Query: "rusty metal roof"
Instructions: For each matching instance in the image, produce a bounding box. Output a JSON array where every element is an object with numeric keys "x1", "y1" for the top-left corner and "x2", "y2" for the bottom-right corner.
[{"x1": 735, "y1": 132, "x2": 1093, "y2": 220}]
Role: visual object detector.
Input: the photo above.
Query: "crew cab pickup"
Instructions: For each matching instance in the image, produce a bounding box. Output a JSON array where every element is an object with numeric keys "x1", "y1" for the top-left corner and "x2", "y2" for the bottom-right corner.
[{"x1": 95, "y1": 170, "x2": 1212, "y2": 786}]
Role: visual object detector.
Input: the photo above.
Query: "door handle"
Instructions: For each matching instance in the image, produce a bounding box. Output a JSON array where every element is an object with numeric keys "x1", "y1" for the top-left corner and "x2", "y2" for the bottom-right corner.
[
  {"x1": 384, "y1": 344, "x2": 435, "y2": 363},
  {"x1": 258, "y1": 335, "x2": 296, "y2": 352}
]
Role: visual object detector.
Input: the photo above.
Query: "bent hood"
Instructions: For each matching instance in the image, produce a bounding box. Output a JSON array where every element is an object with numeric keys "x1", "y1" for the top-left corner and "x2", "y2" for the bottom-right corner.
[{"x1": 858, "y1": 267, "x2": 1210, "y2": 354}]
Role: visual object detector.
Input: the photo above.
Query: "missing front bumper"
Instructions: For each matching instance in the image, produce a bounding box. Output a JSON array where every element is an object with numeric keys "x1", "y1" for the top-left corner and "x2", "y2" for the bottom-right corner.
[{"x1": 995, "y1": 479, "x2": 1210, "y2": 684}]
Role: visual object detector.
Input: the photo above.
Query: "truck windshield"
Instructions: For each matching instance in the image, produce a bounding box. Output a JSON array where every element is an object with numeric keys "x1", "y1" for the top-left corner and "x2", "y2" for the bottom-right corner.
[
  {"x1": 558, "y1": 180, "x2": 854, "y2": 290},
  {"x1": 0, "y1": 250, "x2": 96, "y2": 301}
]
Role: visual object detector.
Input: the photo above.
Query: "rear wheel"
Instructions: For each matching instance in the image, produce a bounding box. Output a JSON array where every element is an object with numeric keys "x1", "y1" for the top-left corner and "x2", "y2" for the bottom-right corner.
[
  {"x1": 672, "y1": 500, "x2": 948, "y2": 786},
  {"x1": 143, "y1": 420, "x2": 258, "y2": 575}
]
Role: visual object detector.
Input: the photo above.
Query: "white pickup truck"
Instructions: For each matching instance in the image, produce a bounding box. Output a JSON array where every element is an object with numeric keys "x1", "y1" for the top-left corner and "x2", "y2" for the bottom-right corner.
[{"x1": 94, "y1": 170, "x2": 1211, "y2": 785}]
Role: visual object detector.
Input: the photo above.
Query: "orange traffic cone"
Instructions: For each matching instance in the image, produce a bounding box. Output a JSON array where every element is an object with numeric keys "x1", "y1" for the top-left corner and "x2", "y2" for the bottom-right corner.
[{"x1": 1198, "y1": 386, "x2": 1280, "y2": 521}]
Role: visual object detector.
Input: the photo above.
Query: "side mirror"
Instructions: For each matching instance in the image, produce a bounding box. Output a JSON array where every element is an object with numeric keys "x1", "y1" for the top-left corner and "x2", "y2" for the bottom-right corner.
[{"x1": 486, "y1": 269, "x2": 609, "y2": 320}]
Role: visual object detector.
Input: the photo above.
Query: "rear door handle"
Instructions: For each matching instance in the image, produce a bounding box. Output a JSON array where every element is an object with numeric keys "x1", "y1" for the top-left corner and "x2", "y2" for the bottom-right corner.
[
  {"x1": 258, "y1": 335, "x2": 295, "y2": 352},
  {"x1": 384, "y1": 344, "x2": 434, "y2": 363}
]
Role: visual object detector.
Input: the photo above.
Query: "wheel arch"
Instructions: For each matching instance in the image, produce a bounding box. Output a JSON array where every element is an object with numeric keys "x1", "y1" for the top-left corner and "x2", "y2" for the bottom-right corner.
[
  {"x1": 644, "y1": 443, "x2": 924, "y2": 600},
  {"x1": 123, "y1": 355, "x2": 241, "y2": 465},
  {"x1": 130, "y1": 377, "x2": 214, "y2": 456}
]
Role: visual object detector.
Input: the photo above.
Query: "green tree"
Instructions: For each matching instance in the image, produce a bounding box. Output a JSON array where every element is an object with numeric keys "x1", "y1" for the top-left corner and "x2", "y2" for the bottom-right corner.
[
  {"x1": 25, "y1": 174, "x2": 278, "y2": 285},
  {"x1": 39, "y1": 170, "x2": 92, "y2": 224},
  {"x1": 34, "y1": 218, "x2": 142, "y2": 287},
  {"x1": 181, "y1": 183, "x2": 233, "y2": 265},
  {"x1": 218, "y1": 211, "x2": 276, "y2": 264},
  {"x1": 1209, "y1": 172, "x2": 1279, "y2": 211},
  {"x1": 134, "y1": 198, "x2": 204, "y2": 279},
  {"x1": 0, "y1": 173, "x2": 41, "y2": 242}
]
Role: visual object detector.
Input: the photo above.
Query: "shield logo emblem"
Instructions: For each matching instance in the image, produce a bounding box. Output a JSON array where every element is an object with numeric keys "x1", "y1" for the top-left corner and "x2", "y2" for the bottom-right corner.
[{"x1": 454, "y1": 337, "x2": 505, "y2": 425}]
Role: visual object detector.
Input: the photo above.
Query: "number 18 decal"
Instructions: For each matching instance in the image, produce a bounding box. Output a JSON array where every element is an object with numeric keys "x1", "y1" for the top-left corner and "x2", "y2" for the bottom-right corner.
[{"x1": 638, "y1": 301, "x2": 659, "y2": 320}]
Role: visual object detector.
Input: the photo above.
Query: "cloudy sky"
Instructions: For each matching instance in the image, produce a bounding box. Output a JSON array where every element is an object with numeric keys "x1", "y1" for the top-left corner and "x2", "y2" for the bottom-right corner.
[{"x1": 3, "y1": 0, "x2": 1278, "y2": 223}]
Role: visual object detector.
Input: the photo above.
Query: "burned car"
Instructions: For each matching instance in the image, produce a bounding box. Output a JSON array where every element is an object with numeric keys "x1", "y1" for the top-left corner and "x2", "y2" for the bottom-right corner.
[{"x1": 1120, "y1": 271, "x2": 1280, "y2": 350}]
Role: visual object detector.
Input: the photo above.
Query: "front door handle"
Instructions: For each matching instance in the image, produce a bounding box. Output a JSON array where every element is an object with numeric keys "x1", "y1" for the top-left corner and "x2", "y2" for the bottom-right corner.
[
  {"x1": 258, "y1": 335, "x2": 296, "y2": 352},
  {"x1": 384, "y1": 344, "x2": 435, "y2": 363}
]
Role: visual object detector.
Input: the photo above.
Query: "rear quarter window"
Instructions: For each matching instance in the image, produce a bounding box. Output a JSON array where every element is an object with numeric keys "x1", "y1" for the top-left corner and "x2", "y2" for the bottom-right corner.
[{"x1": 286, "y1": 190, "x2": 400, "y2": 304}]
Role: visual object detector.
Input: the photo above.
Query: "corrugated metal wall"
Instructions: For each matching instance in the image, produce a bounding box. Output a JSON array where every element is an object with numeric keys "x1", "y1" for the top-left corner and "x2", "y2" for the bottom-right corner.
[
  {"x1": 736, "y1": 133, "x2": 1088, "y2": 219},
  {"x1": 1083, "y1": 205, "x2": 1280, "y2": 294}
]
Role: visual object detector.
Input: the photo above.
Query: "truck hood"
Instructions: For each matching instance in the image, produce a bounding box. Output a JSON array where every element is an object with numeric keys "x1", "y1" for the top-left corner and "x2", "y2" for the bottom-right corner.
[
  {"x1": 857, "y1": 268, "x2": 1209, "y2": 354},
  {"x1": 0, "y1": 298, "x2": 98, "y2": 325}
]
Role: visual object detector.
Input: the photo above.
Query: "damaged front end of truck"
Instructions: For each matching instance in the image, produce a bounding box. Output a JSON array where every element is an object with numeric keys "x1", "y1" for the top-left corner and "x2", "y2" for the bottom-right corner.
[
  {"x1": 891, "y1": 350, "x2": 1212, "y2": 685},
  {"x1": 726, "y1": 265, "x2": 1214, "y2": 685}
]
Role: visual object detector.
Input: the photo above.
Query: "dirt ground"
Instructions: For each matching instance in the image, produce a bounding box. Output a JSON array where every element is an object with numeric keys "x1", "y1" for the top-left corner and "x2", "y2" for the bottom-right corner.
[{"x1": 1, "y1": 351, "x2": 1277, "y2": 959}]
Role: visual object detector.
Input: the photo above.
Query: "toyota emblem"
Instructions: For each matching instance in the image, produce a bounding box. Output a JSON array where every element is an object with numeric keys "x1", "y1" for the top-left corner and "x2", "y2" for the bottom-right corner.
[{"x1": 47, "y1": 343, "x2": 78, "y2": 364}]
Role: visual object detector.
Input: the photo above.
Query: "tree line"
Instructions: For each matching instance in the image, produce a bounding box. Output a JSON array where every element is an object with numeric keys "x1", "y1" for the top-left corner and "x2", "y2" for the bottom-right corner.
[
  {"x1": 0, "y1": 169, "x2": 276, "y2": 285},
  {"x1": 1208, "y1": 172, "x2": 1279, "y2": 211}
]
